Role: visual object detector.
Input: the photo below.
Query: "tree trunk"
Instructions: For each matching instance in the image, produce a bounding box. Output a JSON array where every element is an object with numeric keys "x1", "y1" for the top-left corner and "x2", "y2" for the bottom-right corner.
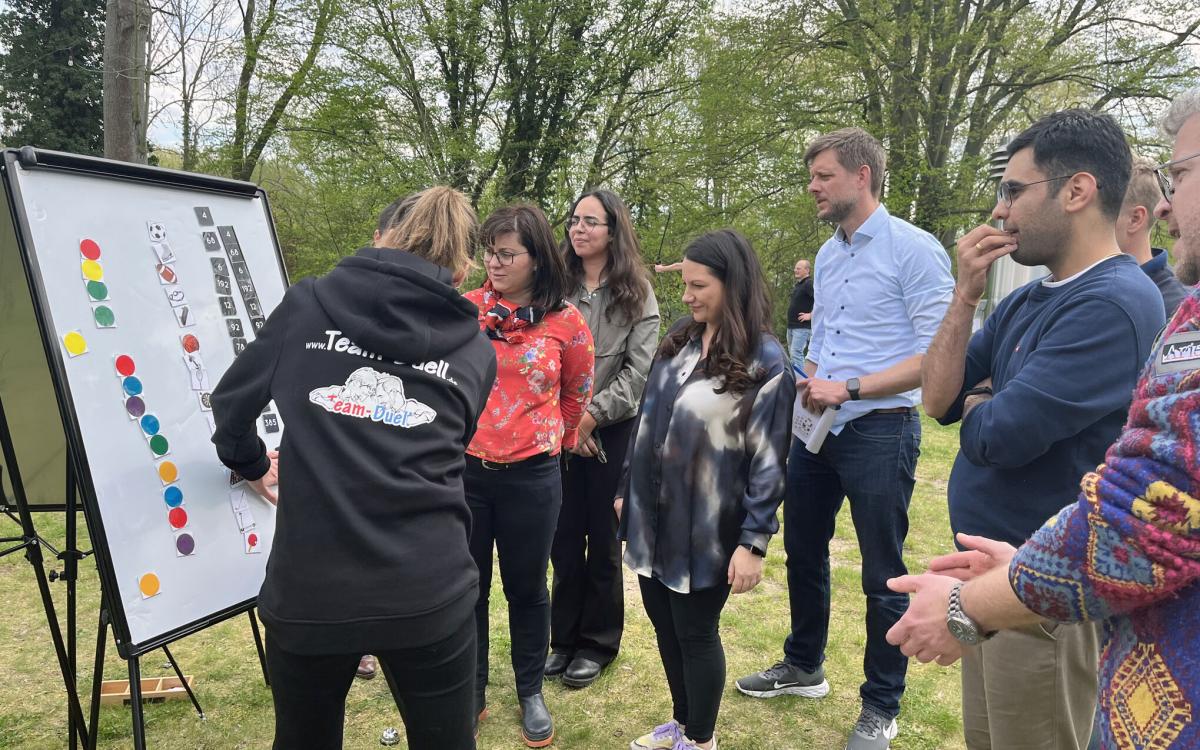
[{"x1": 103, "y1": 0, "x2": 149, "y2": 162}]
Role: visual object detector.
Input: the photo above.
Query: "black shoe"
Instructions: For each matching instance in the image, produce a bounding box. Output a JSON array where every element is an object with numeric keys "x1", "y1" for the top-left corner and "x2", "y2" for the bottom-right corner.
[
  {"x1": 562, "y1": 656, "x2": 603, "y2": 688},
  {"x1": 544, "y1": 652, "x2": 572, "y2": 679},
  {"x1": 519, "y1": 693, "x2": 554, "y2": 747}
]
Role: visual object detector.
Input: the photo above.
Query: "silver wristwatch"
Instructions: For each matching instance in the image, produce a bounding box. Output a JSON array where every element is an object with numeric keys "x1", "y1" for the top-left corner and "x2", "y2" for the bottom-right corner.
[{"x1": 946, "y1": 582, "x2": 993, "y2": 646}]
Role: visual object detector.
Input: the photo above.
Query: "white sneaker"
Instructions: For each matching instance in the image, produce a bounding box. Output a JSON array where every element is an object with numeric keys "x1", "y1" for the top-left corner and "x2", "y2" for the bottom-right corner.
[{"x1": 631, "y1": 720, "x2": 684, "y2": 750}]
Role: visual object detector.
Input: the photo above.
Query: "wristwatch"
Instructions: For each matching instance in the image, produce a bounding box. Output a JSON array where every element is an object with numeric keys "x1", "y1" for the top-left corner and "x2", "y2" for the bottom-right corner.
[
  {"x1": 846, "y1": 377, "x2": 862, "y2": 401},
  {"x1": 946, "y1": 582, "x2": 993, "y2": 645},
  {"x1": 739, "y1": 542, "x2": 766, "y2": 557}
]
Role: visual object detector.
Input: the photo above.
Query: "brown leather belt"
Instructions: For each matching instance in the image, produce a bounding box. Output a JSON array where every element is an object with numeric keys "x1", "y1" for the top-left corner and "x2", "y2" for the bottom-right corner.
[{"x1": 866, "y1": 406, "x2": 917, "y2": 416}]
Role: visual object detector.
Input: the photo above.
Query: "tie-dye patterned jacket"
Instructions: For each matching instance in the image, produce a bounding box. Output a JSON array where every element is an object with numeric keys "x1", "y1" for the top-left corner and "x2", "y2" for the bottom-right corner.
[
  {"x1": 618, "y1": 327, "x2": 796, "y2": 594},
  {"x1": 1008, "y1": 287, "x2": 1200, "y2": 749}
]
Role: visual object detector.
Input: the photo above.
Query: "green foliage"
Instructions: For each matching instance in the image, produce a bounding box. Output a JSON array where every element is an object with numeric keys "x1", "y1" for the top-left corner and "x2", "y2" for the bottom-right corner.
[
  {"x1": 137, "y1": 0, "x2": 1198, "y2": 334},
  {"x1": 0, "y1": 0, "x2": 104, "y2": 154}
]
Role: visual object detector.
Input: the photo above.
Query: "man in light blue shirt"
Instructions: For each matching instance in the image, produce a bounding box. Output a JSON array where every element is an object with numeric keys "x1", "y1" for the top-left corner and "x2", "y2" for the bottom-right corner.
[{"x1": 737, "y1": 127, "x2": 953, "y2": 750}]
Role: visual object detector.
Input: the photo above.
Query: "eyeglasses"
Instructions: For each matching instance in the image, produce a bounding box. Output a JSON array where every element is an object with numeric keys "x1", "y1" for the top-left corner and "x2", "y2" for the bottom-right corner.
[
  {"x1": 483, "y1": 249, "x2": 529, "y2": 266},
  {"x1": 566, "y1": 216, "x2": 608, "y2": 231},
  {"x1": 1154, "y1": 150, "x2": 1200, "y2": 204},
  {"x1": 996, "y1": 175, "x2": 1077, "y2": 208}
]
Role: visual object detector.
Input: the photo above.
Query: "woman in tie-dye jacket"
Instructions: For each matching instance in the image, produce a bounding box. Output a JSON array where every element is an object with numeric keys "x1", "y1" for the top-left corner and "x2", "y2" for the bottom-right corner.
[{"x1": 618, "y1": 229, "x2": 796, "y2": 750}]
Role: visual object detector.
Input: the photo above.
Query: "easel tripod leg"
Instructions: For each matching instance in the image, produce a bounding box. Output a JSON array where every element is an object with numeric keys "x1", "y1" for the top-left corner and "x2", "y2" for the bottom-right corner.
[
  {"x1": 162, "y1": 645, "x2": 204, "y2": 719},
  {"x1": 127, "y1": 656, "x2": 146, "y2": 750},
  {"x1": 88, "y1": 608, "x2": 107, "y2": 750},
  {"x1": 249, "y1": 608, "x2": 270, "y2": 687}
]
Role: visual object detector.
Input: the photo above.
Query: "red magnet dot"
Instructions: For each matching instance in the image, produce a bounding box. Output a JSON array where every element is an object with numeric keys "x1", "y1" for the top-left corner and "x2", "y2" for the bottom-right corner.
[
  {"x1": 181, "y1": 334, "x2": 200, "y2": 353},
  {"x1": 168, "y1": 507, "x2": 188, "y2": 529},
  {"x1": 80, "y1": 239, "x2": 101, "y2": 260},
  {"x1": 114, "y1": 354, "x2": 136, "y2": 377},
  {"x1": 248, "y1": 533, "x2": 258, "y2": 547}
]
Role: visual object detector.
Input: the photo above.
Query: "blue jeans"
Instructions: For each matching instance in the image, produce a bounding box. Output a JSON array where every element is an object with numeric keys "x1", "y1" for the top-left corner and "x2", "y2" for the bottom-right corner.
[
  {"x1": 787, "y1": 328, "x2": 811, "y2": 370},
  {"x1": 782, "y1": 410, "x2": 920, "y2": 719}
]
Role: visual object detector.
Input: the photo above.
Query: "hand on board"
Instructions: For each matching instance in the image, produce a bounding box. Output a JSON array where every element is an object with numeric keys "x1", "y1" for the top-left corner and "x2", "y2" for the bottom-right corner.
[{"x1": 248, "y1": 450, "x2": 280, "y2": 505}]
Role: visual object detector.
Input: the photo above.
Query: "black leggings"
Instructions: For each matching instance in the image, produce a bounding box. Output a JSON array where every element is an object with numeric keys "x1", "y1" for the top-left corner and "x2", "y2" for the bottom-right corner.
[
  {"x1": 638, "y1": 576, "x2": 732, "y2": 744},
  {"x1": 264, "y1": 614, "x2": 475, "y2": 750}
]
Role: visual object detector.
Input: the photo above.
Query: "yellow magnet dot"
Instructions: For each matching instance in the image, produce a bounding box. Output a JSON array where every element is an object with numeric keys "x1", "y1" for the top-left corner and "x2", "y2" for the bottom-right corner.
[
  {"x1": 158, "y1": 461, "x2": 179, "y2": 483},
  {"x1": 138, "y1": 573, "x2": 160, "y2": 598},
  {"x1": 81, "y1": 259, "x2": 104, "y2": 281},
  {"x1": 63, "y1": 331, "x2": 87, "y2": 356}
]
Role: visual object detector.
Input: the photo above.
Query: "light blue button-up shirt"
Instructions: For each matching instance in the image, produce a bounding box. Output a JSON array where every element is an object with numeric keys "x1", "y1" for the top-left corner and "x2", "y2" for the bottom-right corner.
[{"x1": 808, "y1": 203, "x2": 953, "y2": 432}]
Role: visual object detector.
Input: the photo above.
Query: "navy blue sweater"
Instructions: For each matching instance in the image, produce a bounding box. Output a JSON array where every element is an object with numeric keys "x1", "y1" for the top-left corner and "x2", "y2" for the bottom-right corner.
[{"x1": 941, "y1": 255, "x2": 1164, "y2": 546}]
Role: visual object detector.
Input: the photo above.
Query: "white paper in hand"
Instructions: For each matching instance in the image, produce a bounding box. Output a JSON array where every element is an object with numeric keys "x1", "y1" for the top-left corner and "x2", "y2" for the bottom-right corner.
[{"x1": 792, "y1": 399, "x2": 837, "y2": 454}]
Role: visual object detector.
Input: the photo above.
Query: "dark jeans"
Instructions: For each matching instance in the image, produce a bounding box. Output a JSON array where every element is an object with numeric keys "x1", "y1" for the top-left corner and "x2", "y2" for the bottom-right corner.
[
  {"x1": 550, "y1": 417, "x2": 635, "y2": 664},
  {"x1": 783, "y1": 410, "x2": 920, "y2": 719},
  {"x1": 639, "y1": 576, "x2": 731, "y2": 744},
  {"x1": 465, "y1": 453, "x2": 562, "y2": 703},
  {"x1": 265, "y1": 614, "x2": 476, "y2": 750}
]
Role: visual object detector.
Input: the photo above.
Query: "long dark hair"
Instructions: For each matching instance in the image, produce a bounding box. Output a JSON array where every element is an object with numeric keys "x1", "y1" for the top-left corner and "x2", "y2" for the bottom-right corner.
[
  {"x1": 480, "y1": 203, "x2": 569, "y2": 311},
  {"x1": 561, "y1": 189, "x2": 649, "y2": 323},
  {"x1": 658, "y1": 229, "x2": 772, "y2": 395}
]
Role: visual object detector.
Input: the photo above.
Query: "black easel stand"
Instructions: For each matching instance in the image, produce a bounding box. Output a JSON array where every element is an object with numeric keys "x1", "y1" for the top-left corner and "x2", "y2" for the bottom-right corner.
[
  {"x1": 2, "y1": 391, "x2": 270, "y2": 748},
  {"x1": 0, "y1": 395, "x2": 90, "y2": 748}
]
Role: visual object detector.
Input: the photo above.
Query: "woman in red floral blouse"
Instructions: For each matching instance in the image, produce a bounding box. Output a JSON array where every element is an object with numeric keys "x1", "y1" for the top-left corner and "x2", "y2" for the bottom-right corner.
[{"x1": 463, "y1": 203, "x2": 594, "y2": 747}]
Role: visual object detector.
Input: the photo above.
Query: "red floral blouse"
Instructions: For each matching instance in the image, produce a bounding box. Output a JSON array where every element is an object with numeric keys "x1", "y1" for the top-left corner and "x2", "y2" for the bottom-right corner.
[{"x1": 465, "y1": 286, "x2": 595, "y2": 462}]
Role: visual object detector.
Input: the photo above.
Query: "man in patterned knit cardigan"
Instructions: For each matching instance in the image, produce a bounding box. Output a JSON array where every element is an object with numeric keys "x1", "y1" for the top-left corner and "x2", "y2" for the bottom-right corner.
[{"x1": 884, "y1": 90, "x2": 1200, "y2": 749}]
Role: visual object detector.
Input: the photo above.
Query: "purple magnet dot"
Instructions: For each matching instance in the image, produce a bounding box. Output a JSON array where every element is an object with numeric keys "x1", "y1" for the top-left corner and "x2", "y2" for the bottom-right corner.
[
  {"x1": 125, "y1": 396, "x2": 146, "y2": 418},
  {"x1": 175, "y1": 533, "x2": 195, "y2": 556}
]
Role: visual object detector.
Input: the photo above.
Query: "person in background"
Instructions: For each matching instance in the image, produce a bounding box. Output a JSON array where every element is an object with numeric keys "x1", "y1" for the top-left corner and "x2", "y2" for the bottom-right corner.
[
  {"x1": 211, "y1": 187, "x2": 496, "y2": 750},
  {"x1": 1115, "y1": 155, "x2": 1189, "y2": 318},
  {"x1": 885, "y1": 87, "x2": 1200, "y2": 750},
  {"x1": 654, "y1": 261, "x2": 684, "y2": 273},
  {"x1": 547, "y1": 190, "x2": 659, "y2": 688},
  {"x1": 621, "y1": 229, "x2": 795, "y2": 750},
  {"x1": 921, "y1": 109, "x2": 1164, "y2": 750},
  {"x1": 737, "y1": 127, "x2": 954, "y2": 750},
  {"x1": 785, "y1": 259, "x2": 814, "y2": 368},
  {"x1": 464, "y1": 203, "x2": 594, "y2": 747}
]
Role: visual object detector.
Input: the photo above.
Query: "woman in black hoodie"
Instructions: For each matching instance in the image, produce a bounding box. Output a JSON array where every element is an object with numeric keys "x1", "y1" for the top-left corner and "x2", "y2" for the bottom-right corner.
[{"x1": 211, "y1": 187, "x2": 497, "y2": 750}]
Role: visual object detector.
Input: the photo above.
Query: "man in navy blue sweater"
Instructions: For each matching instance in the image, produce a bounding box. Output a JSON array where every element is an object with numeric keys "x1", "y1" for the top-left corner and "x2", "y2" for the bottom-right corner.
[{"x1": 920, "y1": 111, "x2": 1165, "y2": 750}]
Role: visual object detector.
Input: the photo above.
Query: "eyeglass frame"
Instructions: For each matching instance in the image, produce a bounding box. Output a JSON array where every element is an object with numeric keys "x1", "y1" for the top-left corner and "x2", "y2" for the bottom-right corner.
[
  {"x1": 1154, "y1": 150, "x2": 1200, "y2": 204},
  {"x1": 482, "y1": 248, "x2": 530, "y2": 266},
  {"x1": 996, "y1": 174, "x2": 1087, "y2": 208},
  {"x1": 566, "y1": 216, "x2": 609, "y2": 231}
]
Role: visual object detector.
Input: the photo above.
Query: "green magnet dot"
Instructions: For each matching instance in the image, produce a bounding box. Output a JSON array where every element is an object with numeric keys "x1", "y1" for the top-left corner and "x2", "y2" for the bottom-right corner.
[
  {"x1": 93, "y1": 305, "x2": 115, "y2": 327},
  {"x1": 86, "y1": 280, "x2": 108, "y2": 300},
  {"x1": 149, "y1": 434, "x2": 169, "y2": 456}
]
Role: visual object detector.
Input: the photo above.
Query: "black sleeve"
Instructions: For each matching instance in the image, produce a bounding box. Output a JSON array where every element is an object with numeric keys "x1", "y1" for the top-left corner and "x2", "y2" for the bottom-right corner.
[
  {"x1": 463, "y1": 351, "x2": 497, "y2": 447},
  {"x1": 210, "y1": 288, "x2": 293, "y2": 480}
]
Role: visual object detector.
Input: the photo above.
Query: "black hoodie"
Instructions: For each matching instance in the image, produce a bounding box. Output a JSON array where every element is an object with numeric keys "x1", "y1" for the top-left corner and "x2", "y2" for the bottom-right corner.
[{"x1": 211, "y1": 247, "x2": 496, "y2": 654}]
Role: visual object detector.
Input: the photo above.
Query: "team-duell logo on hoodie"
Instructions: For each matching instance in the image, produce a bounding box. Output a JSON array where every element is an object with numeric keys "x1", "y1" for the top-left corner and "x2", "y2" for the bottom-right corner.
[{"x1": 309, "y1": 366, "x2": 437, "y2": 428}]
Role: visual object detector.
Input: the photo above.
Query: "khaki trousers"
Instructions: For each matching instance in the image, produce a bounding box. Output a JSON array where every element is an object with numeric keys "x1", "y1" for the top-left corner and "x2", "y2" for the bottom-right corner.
[{"x1": 961, "y1": 620, "x2": 1099, "y2": 750}]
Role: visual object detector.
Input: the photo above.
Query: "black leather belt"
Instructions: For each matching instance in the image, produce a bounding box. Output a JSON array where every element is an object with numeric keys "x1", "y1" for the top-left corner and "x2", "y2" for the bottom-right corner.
[
  {"x1": 866, "y1": 406, "x2": 917, "y2": 416},
  {"x1": 467, "y1": 452, "x2": 556, "y2": 471}
]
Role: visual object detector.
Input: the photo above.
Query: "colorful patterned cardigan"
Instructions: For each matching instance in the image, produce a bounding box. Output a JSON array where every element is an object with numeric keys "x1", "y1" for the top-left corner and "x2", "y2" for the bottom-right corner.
[{"x1": 1009, "y1": 286, "x2": 1200, "y2": 749}]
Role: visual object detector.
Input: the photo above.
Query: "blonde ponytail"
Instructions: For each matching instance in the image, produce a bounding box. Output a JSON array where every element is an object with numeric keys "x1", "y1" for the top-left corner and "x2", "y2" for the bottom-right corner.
[{"x1": 378, "y1": 186, "x2": 478, "y2": 274}]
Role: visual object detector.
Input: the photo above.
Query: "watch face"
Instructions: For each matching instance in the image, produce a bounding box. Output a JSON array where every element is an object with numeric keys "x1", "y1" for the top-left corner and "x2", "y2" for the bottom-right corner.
[{"x1": 947, "y1": 614, "x2": 981, "y2": 645}]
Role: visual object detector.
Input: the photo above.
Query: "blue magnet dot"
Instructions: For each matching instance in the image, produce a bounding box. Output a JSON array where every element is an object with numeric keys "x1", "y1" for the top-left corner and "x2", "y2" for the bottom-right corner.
[
  {"x1": 163, "y1": 486, "x2": 183, "y2": 508},
  {"x1": 122, "y1": 376, "x2": 143, "y2": 396},
  {"x1": 140, "y1": 414, "x2": 160, "y2": 436}
]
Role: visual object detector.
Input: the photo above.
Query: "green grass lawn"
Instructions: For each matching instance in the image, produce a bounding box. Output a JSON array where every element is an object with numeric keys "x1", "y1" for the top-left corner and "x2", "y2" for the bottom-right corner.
[{"x1": 0, "y1": 416, "x2": 966, "y2": 749}]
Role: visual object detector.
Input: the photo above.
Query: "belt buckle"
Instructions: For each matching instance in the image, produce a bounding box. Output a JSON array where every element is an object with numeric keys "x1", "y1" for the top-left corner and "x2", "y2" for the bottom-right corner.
[{"x1": 480, "y1": 459, "x2": 503, "y2": 471}]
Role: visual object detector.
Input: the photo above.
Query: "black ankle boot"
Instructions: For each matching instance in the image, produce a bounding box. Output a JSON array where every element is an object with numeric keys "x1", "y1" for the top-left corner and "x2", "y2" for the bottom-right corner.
[{"x1": 519, "y1": 693, "x2": 554, "y2": 747}]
